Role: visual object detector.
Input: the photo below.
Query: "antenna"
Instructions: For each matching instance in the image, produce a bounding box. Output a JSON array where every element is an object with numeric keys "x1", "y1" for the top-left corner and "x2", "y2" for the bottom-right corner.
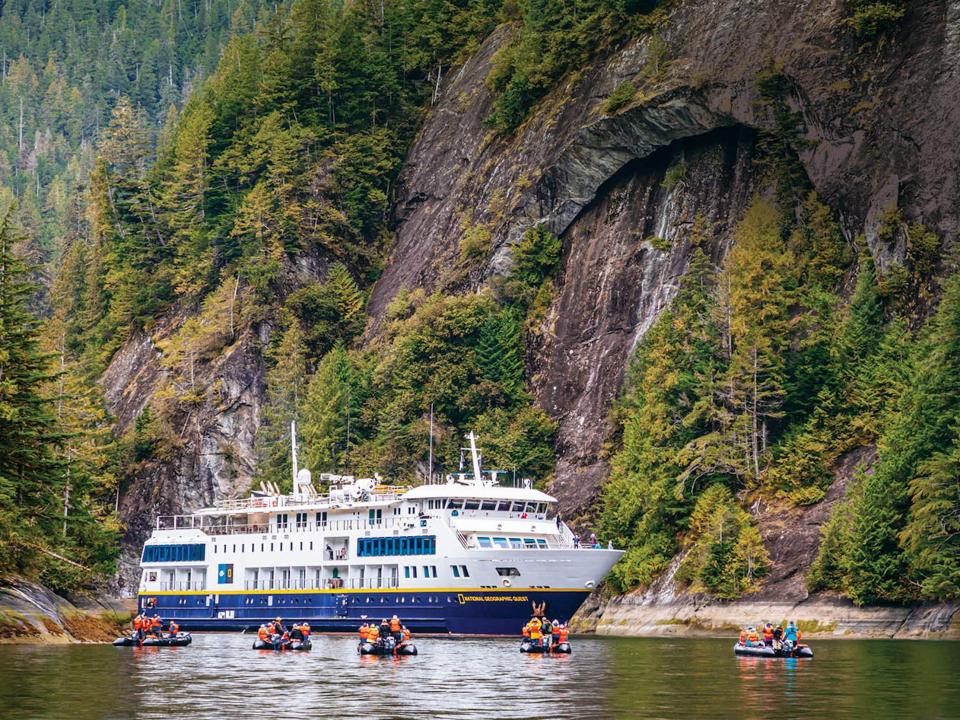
[{"x1": 291, "y1": 420, "x2": 299, "y2": 492}]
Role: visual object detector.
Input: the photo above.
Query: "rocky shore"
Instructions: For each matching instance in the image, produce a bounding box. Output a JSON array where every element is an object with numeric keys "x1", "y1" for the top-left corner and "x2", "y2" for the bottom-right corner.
[
  {"x1": 574, "y1": 592, "x2": 960, "y2": 641},
  {"x1": 0, "y1": 576, "x2": 130, "y2": 644}
]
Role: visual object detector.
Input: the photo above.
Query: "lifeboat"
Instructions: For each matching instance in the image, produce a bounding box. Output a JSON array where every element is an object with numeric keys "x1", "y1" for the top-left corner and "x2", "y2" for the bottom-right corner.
[
  {"x1": 252, "y1": 637, "x2": 312, "y2": 651},
  {"x1": 519, "y1": 639, "x2": 571, "y2": 654},
  {"x1": 358, "y1": 641, "x2": 418, "y2": 656},
  {"x1": 113, "y1": 633, "x2": 192, "y2": 647},
  {"x1": 733, "y1": 642, "x2": 813, "y2": 658}
]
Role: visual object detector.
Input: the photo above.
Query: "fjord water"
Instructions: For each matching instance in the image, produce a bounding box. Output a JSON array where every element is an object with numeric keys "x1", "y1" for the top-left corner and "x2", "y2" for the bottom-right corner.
[{"x1": 0, "y1": 635, "x2": 957, "y2": 720}]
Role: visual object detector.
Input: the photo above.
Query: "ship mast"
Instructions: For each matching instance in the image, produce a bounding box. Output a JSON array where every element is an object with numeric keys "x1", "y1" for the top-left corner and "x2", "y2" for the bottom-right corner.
[
  {"x1": 466, "y1": 431, "x2": 483, "y2": 486},
  {"x1": 291, "y1": 420, "x2": 299, "y2": 492}
]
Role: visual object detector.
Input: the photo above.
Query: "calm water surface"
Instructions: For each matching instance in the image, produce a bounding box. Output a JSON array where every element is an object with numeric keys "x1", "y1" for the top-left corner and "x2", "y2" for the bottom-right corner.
[{"x1": 0, "y1": 634, "x2": 957, "y2": 719}]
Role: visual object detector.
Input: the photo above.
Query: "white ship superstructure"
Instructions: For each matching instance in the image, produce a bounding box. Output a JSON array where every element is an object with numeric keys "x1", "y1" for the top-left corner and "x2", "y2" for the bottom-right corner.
[{"x1": 137, "y1": 433, "x2": 622, "y2": 635}]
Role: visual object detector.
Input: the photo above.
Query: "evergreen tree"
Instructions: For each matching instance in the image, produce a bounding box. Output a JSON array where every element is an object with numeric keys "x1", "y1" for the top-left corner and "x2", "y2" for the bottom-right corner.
[
  {"x1": 0, "y1": 212, "x2": 63, "y2": 571},
  {"x1": 255, "y1": 320, "x2": 309, "y2": 491}
]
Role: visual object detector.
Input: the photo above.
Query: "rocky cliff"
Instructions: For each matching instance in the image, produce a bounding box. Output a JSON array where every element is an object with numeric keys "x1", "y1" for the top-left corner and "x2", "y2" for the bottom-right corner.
[
  {"x1": 371, "y1": 0, "x2": 960, "y2": 517},
  {"x1": 106, "y1": 0, "x2": 960, "y2": 601}
]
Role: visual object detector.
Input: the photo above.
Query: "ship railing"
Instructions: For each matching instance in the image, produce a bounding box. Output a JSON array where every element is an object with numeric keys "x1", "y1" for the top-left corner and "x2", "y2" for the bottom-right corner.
[
  {"x1": 211, "y1": 490, "x2": 406, "y2": 513},
  {"x1": 155, "y1": 516, "x2": 427, "y2": 537},
  {"x1": 158, "y1": 581, "x2": 205, "y2": 591},
  {"x1": 243, "y1": 577, "x2": 400, "y2": 591}
]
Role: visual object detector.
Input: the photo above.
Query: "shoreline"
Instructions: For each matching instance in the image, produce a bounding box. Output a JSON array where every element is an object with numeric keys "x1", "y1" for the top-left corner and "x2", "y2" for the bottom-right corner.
[
  {"x1": 0, "y1": 576, "x2": 130, "y2": 645},
  {"x1": 572, "y1": 592, "x2": 960, "y2": 641}
]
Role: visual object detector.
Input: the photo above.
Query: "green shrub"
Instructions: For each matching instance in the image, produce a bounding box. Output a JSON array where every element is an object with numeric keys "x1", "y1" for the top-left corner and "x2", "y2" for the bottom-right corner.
[{"x1": 603, "y1": 80, "x2": 637, "y2": 115}]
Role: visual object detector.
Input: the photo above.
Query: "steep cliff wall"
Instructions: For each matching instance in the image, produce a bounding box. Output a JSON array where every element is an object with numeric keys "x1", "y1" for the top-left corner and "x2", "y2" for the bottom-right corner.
[
  {"x1": 370, "y1": 0, "x2": 960, "y2": 518},
  {"x1": 105, "y1": 0, "x2": 960, "y2": 596}
]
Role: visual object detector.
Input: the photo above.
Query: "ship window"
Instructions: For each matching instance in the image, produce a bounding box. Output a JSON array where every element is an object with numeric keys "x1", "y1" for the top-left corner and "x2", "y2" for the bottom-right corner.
[
  {"x1": 510, "y1": 502, "x2": 524, "y2": 513},
  {"x1": 142, "y1": 543, "x2": 206, "y2": 563},
  {"x1": 446, "y1": 500, "x2": 463, "y2": 510},
  {"x1": 481, "y1": 501, "x2": 497, "y2": 511},
  {"x1": 423, "y1": 565, "x2": 429, "y2": 577},
  {"x1": 496, "y1": 567, "x2": 521, "y2": 577},
  {"x1": 411, "y1": 566, "x2": 418, "y2": 578},
  {"x1": 492, "y1": 537, "x2": 509, "y2": 549},
  {"x1": 460, "y1": 565, "x2": 470, "y2": 577},
  {"x1": 310, "y1": 542, "x2": 313, "y2": 551},
  {"x1": 404, "y1": 567, "x2": 410, "y2": 578},
  {"x1": 496, "y1": 502, "x2": 511, "y2": 512},
  {"x1": 464, "y1": 500, "x2": 480, "y2": 510},
  {"x1": 232, "y1": 544, "x2": 236, "y2": 553},
  {"x1": 537, "y1": 539, "x2": 548, "y2": 549},
  {"x1": 451, "y1": 565, "x2": 460, "y2": 578},
  {"x1": 509, "y1": 538, "x2": 523, "y2": 549},
  {"x1": 478, "y1": 537, "x2": 493, "y2": 548},
  {"x1": 524, "y1": 539, "x2": 537, "y2": 548}
]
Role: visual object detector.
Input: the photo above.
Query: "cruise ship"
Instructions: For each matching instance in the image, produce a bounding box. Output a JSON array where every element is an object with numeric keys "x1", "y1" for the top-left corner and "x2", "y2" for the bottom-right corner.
[{"x1": 136, "y1": 432, "x2": 623, "y2": 635}]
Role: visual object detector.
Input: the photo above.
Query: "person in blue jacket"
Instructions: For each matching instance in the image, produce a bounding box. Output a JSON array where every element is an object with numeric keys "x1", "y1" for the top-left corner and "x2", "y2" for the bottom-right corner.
[{"x1": 783, "y1": 621, "x2": 799, "y2": 648}]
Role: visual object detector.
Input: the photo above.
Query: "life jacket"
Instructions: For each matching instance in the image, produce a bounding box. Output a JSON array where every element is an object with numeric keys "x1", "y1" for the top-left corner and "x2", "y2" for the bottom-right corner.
[
  {"x1": 558, "y1": 627, "x2": 569, "y2": 643},
  {"x1": 402, "y1": 628, "x2": 411, "y2": 642},
  {"x1": 762, "y1": 627, "x2": 774, "y2": 641},
  {"x1": 359, "y1": 626, "x2": 368, "y2": 640},
  {"x1": 747, "y1": 631, "x2": 760, "y2": 643},
  {"x1": 151, "y1": 617, "x2": 162, "y2": 629},
  {"x1": 529, "y1": 619, "x2": 542, "y2": 640},
  {"x1": 368, "y1": 626, "x2": 379, "y2": 640},
  {"x1": 522, "y1": 624, "x2": 530, "y2": 638},
  {"x1": 133, "y1": 616, "x2": 142, "y2": 630},
  {"x1": 267, "y1": 622, "x2": 276, "y2": 634},
  {"x1": 390, "y1": 618, "x2": 401, "y2": 632},
  {"x1": 258, "y1": 627, "x2": 269, "y2": 641},
  {"x1": 168, "y1": 622, "x2": 179, "y2": 635},
  {"x1": 739, "y1": 631, "x2": 746, "y2": 644},
  {"x1": 302, "y1": 624, "x2": 310, "y2": 637}
]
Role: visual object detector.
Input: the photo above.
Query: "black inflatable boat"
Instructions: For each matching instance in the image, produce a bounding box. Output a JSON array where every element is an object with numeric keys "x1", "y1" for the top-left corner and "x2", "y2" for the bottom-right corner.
[
  {"x1": 113, "y1": 633, "x2": 192, "y2": 647},
  {"x1": 358, "y1": 641, "x2": 417, "y2": 656},
  {"x1": 519, "y1": 640, "x2": 571, "y2": 654},
  {"x1": 252, "y1": 637, "x2": 312, "y2": 651},
  {"x1": 733, "y1": 642, "x2": 813, "y2": 659}
]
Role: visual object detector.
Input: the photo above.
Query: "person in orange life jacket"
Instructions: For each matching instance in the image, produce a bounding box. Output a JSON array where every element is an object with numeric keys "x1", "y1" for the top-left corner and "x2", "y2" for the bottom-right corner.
[
  {"x1": 132, "y1": 614, "x2": 143, "y2": 641},
  {"x1": 529, "y1": 618, "x2": 543, "y2": 648},
  {"x1": 150, "y1": 615, "x2": 163, "y2": 637},
  {"x1": 558, "y1": 624, "x2": 569, "y2": 644},
  {"x1": 167, "y1": 621, "x2": 179, "y2": 637},
  {"x1": 359, "y1": 623, "x2": 368, "y2": 643},
  {"x1": 367, "y1": 624, "x2": 380, "y2": 644},
  {"x1": 390, "y1": 615, "x2": 402, "y2": 642},
  {"x1": 746, "y1": 627, "x2": 760, "y2": 646},
  {"x1": 401, "y1": 626, "x2": 411, "y2": 643},
  {"x1": 739, "y1": 627, "x2": 747, "y2": 645},
  {"x1": 258, "y1": 625, "x2": 270, "y2": 643},
  {"x1": 762, "y1": 623, "x2": 774, "y2": 646},
  {"x1": 301, "y1": 623, "x2": 310, "y2": 638},
  {"x1": 551, "y1": 619, "x2": 561, "y2": 645},
  {"x1": 290, "y1": 624, "x2": 304, "y2": 641},
  {"x1": 521, "y1": 622, "x2": 531, "y2": 639}
]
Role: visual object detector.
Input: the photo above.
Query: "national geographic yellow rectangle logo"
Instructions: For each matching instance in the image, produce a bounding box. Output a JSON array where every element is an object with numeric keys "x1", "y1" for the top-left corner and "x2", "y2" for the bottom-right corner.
[{"x1": 457, "y1": 594, "x2": 529, "y2": 604}]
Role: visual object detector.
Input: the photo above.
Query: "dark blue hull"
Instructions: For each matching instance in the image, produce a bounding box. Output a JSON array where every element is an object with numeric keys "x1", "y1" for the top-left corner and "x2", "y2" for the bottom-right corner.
[{"x1": 138, "y1": 588, "x2": 589, "y2": 635}]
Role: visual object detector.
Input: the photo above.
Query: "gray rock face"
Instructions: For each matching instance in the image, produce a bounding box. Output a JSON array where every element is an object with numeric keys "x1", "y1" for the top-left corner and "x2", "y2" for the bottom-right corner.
[
  {"x1": 107, "y1": 322, "x2": 265, "y2": 592},
  {"x1": 106, "y1": 0, "x2": 960, "y2": 591},
  {"x1": 369, "y1": 0, "x2": 960, "y2": 516}
]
